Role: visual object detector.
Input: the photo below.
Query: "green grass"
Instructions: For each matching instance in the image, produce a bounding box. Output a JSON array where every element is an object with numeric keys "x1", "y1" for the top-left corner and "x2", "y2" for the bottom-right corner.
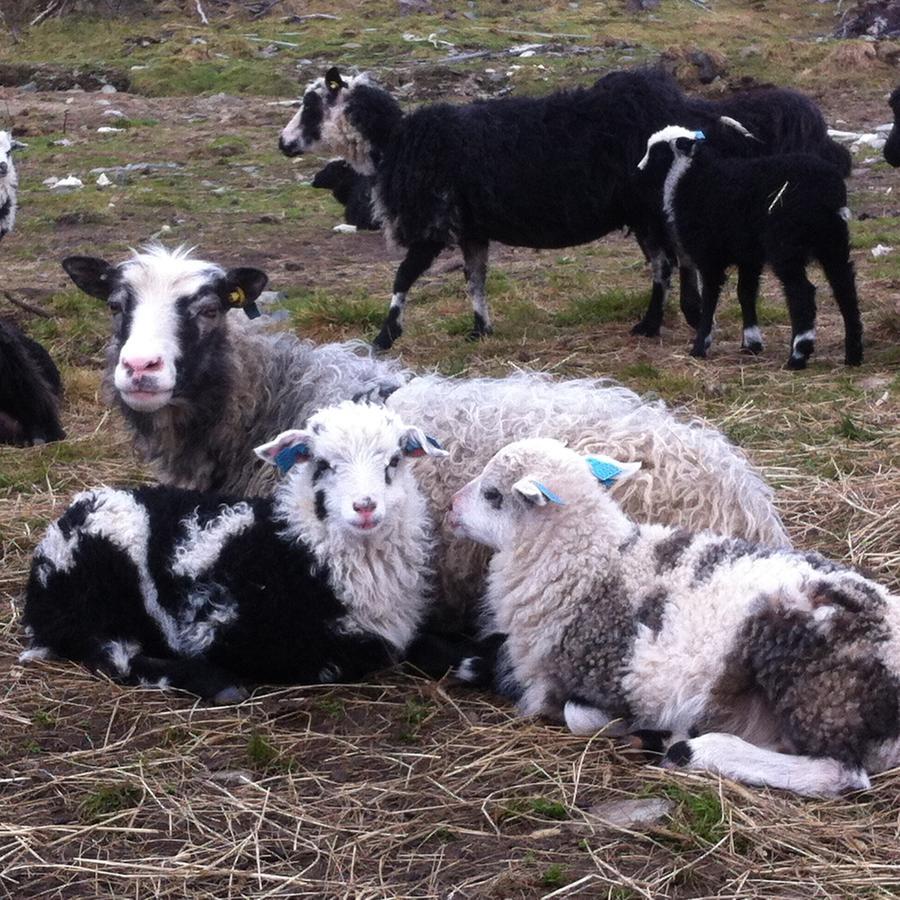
[
  {"x1": 246, "y1": 731, "x2": 281, "y2": 771},
  {"x1": 552, "y1": 289, "x2": 649, "y2": 326},
  {"x1": 78, "y1": 784, "x2": 142, "y2": 823}
]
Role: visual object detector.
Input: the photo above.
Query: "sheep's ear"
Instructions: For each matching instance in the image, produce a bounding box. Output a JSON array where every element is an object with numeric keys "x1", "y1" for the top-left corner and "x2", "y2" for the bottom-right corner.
[
  {"x1": 10, "y1": 139, "x2": 27, "y2": 151},
  {"x1": 402, "y1": 427, "x2": 449, "y2": 458},
  {"x1": 62, "y1": 256, "x2": 115, "y2": 301},
  {"x1": 255, "y1": 429, "x2": 312, "y2": 474},
  {"x1": 513, "y1": 478, "x2": 566, "y2": 507},
  {"x1": 222, "y1": 267, "x2": 268, "y2": 320},
  {"x1": 585, "y1": 455, "x2": 641, "y2": 487},
  {"x1": 325, "y1": 67, "x2": 347, "y2": 94}
]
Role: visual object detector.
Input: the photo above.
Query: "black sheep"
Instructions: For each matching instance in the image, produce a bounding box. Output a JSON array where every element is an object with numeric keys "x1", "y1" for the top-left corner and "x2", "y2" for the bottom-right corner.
[
  {"x1": 312, "y1": 159, "x2": 380, "y2": 230},
  {"x1": 279, "y1": 67, "x2": 851, "y2": 348},
  {"x1": 0, "y1": 318, "x2": 65, "y2": 445},
  {"x1": 638, "y1": 125, "x2": 862, "y2": 369},
  {"x1": 883, "y1": 86, "x2": 900, "y2": 167}
]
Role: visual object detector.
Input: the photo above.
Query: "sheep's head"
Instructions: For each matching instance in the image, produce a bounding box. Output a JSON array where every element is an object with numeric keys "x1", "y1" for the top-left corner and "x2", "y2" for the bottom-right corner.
[
  {"x1": 0, "y1": 131, "x2": 25, "y2": 187},
  {"x1": 636, "y1": 125, "x2": 707, "y2": 172},
  {"x1": 256, "y1": 401, "x2": 447, "y2": 538},
  {"x1": 61, "y1": 245, "x2": 267, "y2": 414},
  {"x1": 448, "y1": 438, "x2": 640, "y2": 551},
  {"x1": 278, "y1": 68, "x2": 382, "y2": 174}
]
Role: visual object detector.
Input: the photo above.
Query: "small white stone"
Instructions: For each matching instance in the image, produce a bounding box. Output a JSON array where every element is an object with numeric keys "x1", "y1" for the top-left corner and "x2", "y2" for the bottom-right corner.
[
  {"x1": 97, "y1": 126, "x2": 123, "y2": 134},
  {"x1": 96, "y1": 173, "x2": 112, "y2": 187},
  {"x1": 333, "y1": 223, "x2": 358, "y2": 233}
]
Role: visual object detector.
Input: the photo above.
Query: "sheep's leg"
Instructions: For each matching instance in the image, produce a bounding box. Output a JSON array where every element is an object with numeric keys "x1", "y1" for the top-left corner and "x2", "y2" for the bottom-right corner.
[
  {"x1": 819, "y1": 253, "x2": 863, "y2": 366},
  {"x1": 631, "y1": 247, "x2": 673, "y2": 338},
  {"x1": 772, "y1": 260, "x2": 817, "y2": 370},
  {"x1": 563, "y1": 698, "x2": 628, "y2": 736},
  {"x1": 678, "y1": 265, "x2": 702, "y2": 329},
  {"x1": 689, "y1": 268, "x2": 726, "y2": 359},
  {"x1": 126, "y1": 654, "x2": 249, "y2": 705},
  {"x1": 737, "y1": 264, "x2": 764, "y2": 354},
  {"x1": 373, "y1": 240, "x2": 444, "y2": 350},
  {"x1": 661, "y1": 732, "x2": 870, "y2": 797},
  {"x1": 462, "y1": 239, "x2": 492, "y2": 341}
]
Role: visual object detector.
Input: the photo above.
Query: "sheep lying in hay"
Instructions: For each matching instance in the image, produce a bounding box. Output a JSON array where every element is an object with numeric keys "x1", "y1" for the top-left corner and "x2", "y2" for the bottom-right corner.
[
  {"x1": 278, "y1": 67, "x2": 850, "y2": 348},
  {"x1": 312, "y1": 159, "x2": 380, "y2": 230},
  {"x1": 21, "y1": 402, "x2": 448, "y2": 702},
  {"x1": 0, "y1": 318, "x2": 65, "y2": 446},
  {"x1": 883, "y1": 86, "x2": 900, "y2": 167},
  {"x1": 61, "y1": 245, "x2": 790, "y2": 623},
  {"x1": 449, "y1": 438, "x2": 900, "y2": 798},
  {"x1": 637, "y1": 125, "x2": 862, "y2": 369},
  {"x1": 0, "y1": 131, "x2": 24, "y2": 241}
]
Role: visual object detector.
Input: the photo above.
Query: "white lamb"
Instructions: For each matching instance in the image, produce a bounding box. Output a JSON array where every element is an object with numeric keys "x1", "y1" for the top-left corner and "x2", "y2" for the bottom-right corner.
[
  {"x1": 449, "y1": 437, "x2": 900, "y2": 797},
  {"x1": 0, "y1": 131, "x2": 24, "y2": 240}
]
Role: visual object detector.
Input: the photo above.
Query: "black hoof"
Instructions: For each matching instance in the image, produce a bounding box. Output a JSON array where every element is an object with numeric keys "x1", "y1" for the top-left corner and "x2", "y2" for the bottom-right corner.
[
  {"x1": 741, "y1": 341, "x2": 764, "y2": 355},
  {"x1": 785, "y1": 355, "x2": 808, "y2": 371},
  {"x1": 373, "y1": 324, "x2": 401, "y2": 351},
  {"x1": 465, "y1": 328, "x2": 492, "y2": 343},
  {"x1": 845, "y1": 345, "x2": 863, "y2": 366},
  {"x1": 689, "y1": 345, "x2": 708, "y2": 359},
  {"x1": 631, "y1": 319, "x2": 661, "y2": 338}
]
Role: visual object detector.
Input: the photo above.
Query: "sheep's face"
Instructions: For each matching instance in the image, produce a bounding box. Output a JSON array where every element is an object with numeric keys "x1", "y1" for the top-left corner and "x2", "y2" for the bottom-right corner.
[
  {"x1": 0, "y1": 131, "x2": 24, "y2": 188},
  {"x1": 61, "y1": 246, "x2": 267, "y2": 414},
  {"x1": 279, "y1": 68, "x2": 373, "y2": 171},
  {"x1": 257, "y1": 402, "x2": 447, "y2": 538},
  {"x1": 449, "y1": 438, "x2": 640, "y2": 551}
]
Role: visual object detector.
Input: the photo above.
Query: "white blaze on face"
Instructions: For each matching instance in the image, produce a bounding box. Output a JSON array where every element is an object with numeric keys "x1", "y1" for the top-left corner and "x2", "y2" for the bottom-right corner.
[
  {"x1": 113, "y1": 249, "x2": 223, "y2": 412},
  {"x1": 637, "y1": 125, "x2": 703, "y2": 170}
]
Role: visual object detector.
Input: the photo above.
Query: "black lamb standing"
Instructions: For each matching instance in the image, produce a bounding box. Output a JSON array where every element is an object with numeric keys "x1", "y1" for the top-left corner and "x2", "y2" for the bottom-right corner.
[{"x1": 312, "y1": 159, "x2": 380, "y2": 230}]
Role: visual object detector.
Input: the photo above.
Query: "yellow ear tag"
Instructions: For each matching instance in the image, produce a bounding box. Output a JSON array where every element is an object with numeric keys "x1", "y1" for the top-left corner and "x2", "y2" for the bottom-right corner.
[
  {"x1": 328, "y1": 81, "x2": 341, "y2": 91},
  {"x1": 228, "y1": 287, "x2": 246, "y2": 307}
]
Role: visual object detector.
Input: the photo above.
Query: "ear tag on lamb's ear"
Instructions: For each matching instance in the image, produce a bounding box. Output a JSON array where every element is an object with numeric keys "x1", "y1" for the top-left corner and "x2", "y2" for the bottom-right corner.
[
  {"x1": 403, "y1": 431, "x2": 447, "y2": 458},
  {"x1": 694, "y1": 131, "x2": 706, "y2": 141},
  {"x1": 532, "y1": 481, "x2": 565, "y2": 504},
  {"x1": 228, "y1": 286, "x2": 261, "y2": 320},
  {"x1": 274, "y1": 443, "x2": 310, "y2": 475},
  {"x1": 586, "y1": 455, "x2": 642, "y2": 487},
  {"x1": 514, "y1": 478, "x2": 566, "y2": 506}
]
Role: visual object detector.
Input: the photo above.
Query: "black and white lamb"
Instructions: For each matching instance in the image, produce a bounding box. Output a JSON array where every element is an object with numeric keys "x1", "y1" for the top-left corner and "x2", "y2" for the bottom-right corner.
[
  {"x1": 0, "y1": 318, "x2": 65, "y2": 445},
  {"x1": 637, "y1": 125, "x2": 862, "y2": 369},
  {"x1": 278, "y1": 67, "x2": 850, "y2": 346},
  {"x1": 449, "y1": 437, "x2": 900, "y2": 798},
  {"x1": 884, "y1": 86, "x2": 900, "y2": 167},
  {"x1": 0, "y1": 131, "x2": 24, "y2": 240},
  {"x1": 60, "y1": 244, "x2": 790, "y2": 622},
  {"x1": 21, "y1": 401, "x2": 447, "y2": 701},
  {"x1": 312, "y1": 159, "x2": 380, "y2": 230}
]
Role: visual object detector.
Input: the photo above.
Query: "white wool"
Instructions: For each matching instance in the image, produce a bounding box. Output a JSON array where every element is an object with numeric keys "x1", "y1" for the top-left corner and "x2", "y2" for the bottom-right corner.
[{"x1": 0, "y1": 131, "x2": 20, "y2": 238}]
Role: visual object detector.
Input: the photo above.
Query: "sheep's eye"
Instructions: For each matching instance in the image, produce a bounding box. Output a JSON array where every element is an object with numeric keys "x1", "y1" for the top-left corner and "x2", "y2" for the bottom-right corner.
[
  {"x1": 108, "y1": 300, "x2": 123, "y2": 314},
  {"x1": 198, "y1": 304, "x2": 220, "y2": 319},
  {"x1": 483, "y1": 487, "x2": 503, "y2": 509},
  {"x1": 312, "y1": 459, "x2": 332, "y2": 482},
  {"x1": 388, "y1": 453, "x2": 401, "y2": 469}
]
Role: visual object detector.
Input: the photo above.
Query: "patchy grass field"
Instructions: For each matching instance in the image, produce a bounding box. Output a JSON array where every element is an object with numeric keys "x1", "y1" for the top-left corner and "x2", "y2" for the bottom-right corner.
[{"x1": 1, "y1": 1, "x2": 899, "y2": 896}]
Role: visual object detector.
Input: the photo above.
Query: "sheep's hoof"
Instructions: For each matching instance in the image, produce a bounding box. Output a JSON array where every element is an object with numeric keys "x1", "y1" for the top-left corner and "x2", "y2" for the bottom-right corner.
[
  {"x1": 630, "y1": 319, "x2": 661, "y2": 338},
  {"x1": 689, "y1": 345, "x2": 708, "y2": 359},
  {"x1": 741, "y1": 341, "x2": 764, "y2": 355},
  {"x1": 785, "y1": 355, "x2": 808, "y2": 371},
  {"x1": 373, "y1": 326, "x2": 400, "y2": 351},
  {"x1": 845, "y1": 346, "x2": 863, "y2": 367}
]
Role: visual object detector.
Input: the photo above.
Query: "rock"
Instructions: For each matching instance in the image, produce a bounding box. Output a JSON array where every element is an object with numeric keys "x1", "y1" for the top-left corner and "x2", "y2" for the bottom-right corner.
[
  {"x1": 51, "y1": 138, "x2": 73, "y2": 147},
  {"x1": 660, "y1": 46, "x2": 728, "y2": 86},
  {"x1": 102, "y1": 109, "x2": 126, "y2": 118},
  {"x1": 99, "y1": 84, "x2": 118, "y2": 94},
  {"x1": 585, "y1": 797, "x2": 673, "y2": 829},
  {"x1": 49, "y1": 175, "x2": 84, "y2": 193},
  {"x1": 96, "y1": 173, "x2": 112, "y2": 187},
  {"x1": 872, "y1": 243, "x2": 894, "y2": 257},
  {"x1": 836, "y1": 0, "x2": 900, "y2": 39},
  {"x1": 0, "y1": 63, "x2": 130, "y2": 93},
  {"x1": 333, "y1": 223, "x2": 358, "y2": 233},
  {"x1": 97, "y1": 126, "x2": 124, "y2": 134}
]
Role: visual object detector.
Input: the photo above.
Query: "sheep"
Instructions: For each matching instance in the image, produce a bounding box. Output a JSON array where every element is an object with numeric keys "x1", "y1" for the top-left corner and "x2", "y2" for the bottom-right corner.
[
  {"x1": 21, "y1": 401, "x2": 449, "y2": 702},
  {"x1": 0, "y1": 131, "x2": 24, "y2": 240},
  {"x1": 61, "y1": 244, "x2": 790, "y2": 624},
  {"x1": 448, "y1": 437, "x2": 900, "y2": 797},
  {"x1": 278, "y1": 67, "x2": 851, "y2": 347},
  {"x1": 637, "y1": 125, "x2": 862, "y2": 369},
  {"x1": 312, "y1": 159, "x2": 380, "y2": 230},
  {"x1": 0, "y1": 318, "x2": 65, "y2": 446},
  {"x1": 883, "y1": 86, "x2": 900, "y2": 166}
]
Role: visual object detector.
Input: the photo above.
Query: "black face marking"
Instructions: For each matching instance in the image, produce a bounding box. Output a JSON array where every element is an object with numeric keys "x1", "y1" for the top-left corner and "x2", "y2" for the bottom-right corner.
[
  {"x1": 385, "y1": 453, "x2": 401, "y2": 485},
  {"x1": 482, "y1": 487, "x2": 503, "y2": 510},
  {"x1": 314, "y1": 489, "x2": 327, "y2": 521},
  {"x1": 664, "y1": 740, "x2": 693, "y2": 767},
  {"x1": 692, "y1": 538, "x2": 768, "y2": 584},
  {"x1": 636, "y1": 588, "x2": 668, "y2": 634},
  {"x1": 653, "y1": 529, "x2": 694, "y2": 573},
  {"x1": 0, "y1": 197, "x2": 10, "y2": 221},
  {"x1": 312, "y1": 459, "x2": 332, "y2": 485},
  {"x1": 300, "y1": 90, "x2": 324, "y2": 146}
]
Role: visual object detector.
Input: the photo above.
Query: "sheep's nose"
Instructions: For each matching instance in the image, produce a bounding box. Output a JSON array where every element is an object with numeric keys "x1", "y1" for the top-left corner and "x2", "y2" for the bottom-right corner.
[
  {"x1": 353, "y1": 497, "x2": 377, "y2": 513},
  {"x1": 122, "y1": 355, "x2": 164, "y2": 377},
  {"x1": 0, "y1": 162, "x2": 7, "y2": 176}
]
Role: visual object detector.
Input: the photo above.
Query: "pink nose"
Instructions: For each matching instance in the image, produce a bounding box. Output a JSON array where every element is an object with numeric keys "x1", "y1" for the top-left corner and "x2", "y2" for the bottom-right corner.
[
  {"x1": 122, "y1": 356, "x2": 164, "y2": 377},
  {"x1": 353, "y1": 498, "x2": 377, "y2": 514}
]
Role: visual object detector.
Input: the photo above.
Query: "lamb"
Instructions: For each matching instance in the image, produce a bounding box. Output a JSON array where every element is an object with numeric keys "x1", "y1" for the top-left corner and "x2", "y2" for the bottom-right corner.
[
  {"x1": 448, "y1": 437, "x2": 900, "y2": 797},
  {"x1": 21, "y1": 401, "x2": 448, "y2": 702},
  {"x1": 61, "y1": 244, "x2": 790, "y2": 623},
  {"x1": 883, "y1": 86, "x2": 900, "y2": 166},
  {"x1": 637, "y1": 125, "x2": 862, "y2": 369},
  {"x1": 312, "y1": 159, "x2": 380, "y2": 230},
  {"x1": 278, "y1": 67, "x2": 850, "y2": 347},
  {"x1": 0, "y1": 318, "x2": 65, "y2": 446},
  {"x1": 0, "y1": 131, "x2": 24, "y2": 240}
]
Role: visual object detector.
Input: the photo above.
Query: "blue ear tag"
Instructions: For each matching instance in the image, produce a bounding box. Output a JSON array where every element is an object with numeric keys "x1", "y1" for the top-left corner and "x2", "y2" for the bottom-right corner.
[
  {"x1": 426, "y1": 435, "x2": 443, "y2": 450},
  {"x1": 404, "y1": 435, "x2": 422, "y2": 455},
  {"x1": 695, "y1": 130, "x2": 706, "y2": 141},
  {"x1": 533, "y1": 481, "x2": 565, "y2": 505},
  {"x1": 586, "y1": 456, "x2": 624, "y2": 486},
  {"x1": 274, "y1": 443, "x2": 309, "y2": 474}
]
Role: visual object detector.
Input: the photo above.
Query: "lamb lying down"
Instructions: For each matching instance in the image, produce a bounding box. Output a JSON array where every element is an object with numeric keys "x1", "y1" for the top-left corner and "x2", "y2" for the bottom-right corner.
[
  {"x1": 449, "y1": 437, "x2": 900, "y2": 797},
  {"x1": 21, "y1": 402, "x2": 448, "y2": 702}
]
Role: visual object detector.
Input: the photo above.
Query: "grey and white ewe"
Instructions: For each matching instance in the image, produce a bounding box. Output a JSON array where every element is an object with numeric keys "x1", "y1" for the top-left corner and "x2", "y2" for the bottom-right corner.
[
  {"x1": 21, "y1": 401, "x2": 447, "y2": 701},
  {"x1": 449, "y1": 437, "x2": 900, "y2": 798},
  {"x1": 61, "y1": 244, "x2": 790, "y2": 623},
  {"x1": 312, "y1": 159, "x2": 380, "y2": 230},
  {"x1": 0, "y1": 318, "x2": 65, "y2": 446},
  {"x1": 637, "y1": 125, "x2": 862, "y2": 369},
  {"x1": 883, "y1": 86, "x2": 900, "y2": 167},
  {"x1": 278, "y1": 67, "x2": 850, "y2": 347},
  {"x1": 0, "y1": 131, "x2": 24, "y2": 240}
]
